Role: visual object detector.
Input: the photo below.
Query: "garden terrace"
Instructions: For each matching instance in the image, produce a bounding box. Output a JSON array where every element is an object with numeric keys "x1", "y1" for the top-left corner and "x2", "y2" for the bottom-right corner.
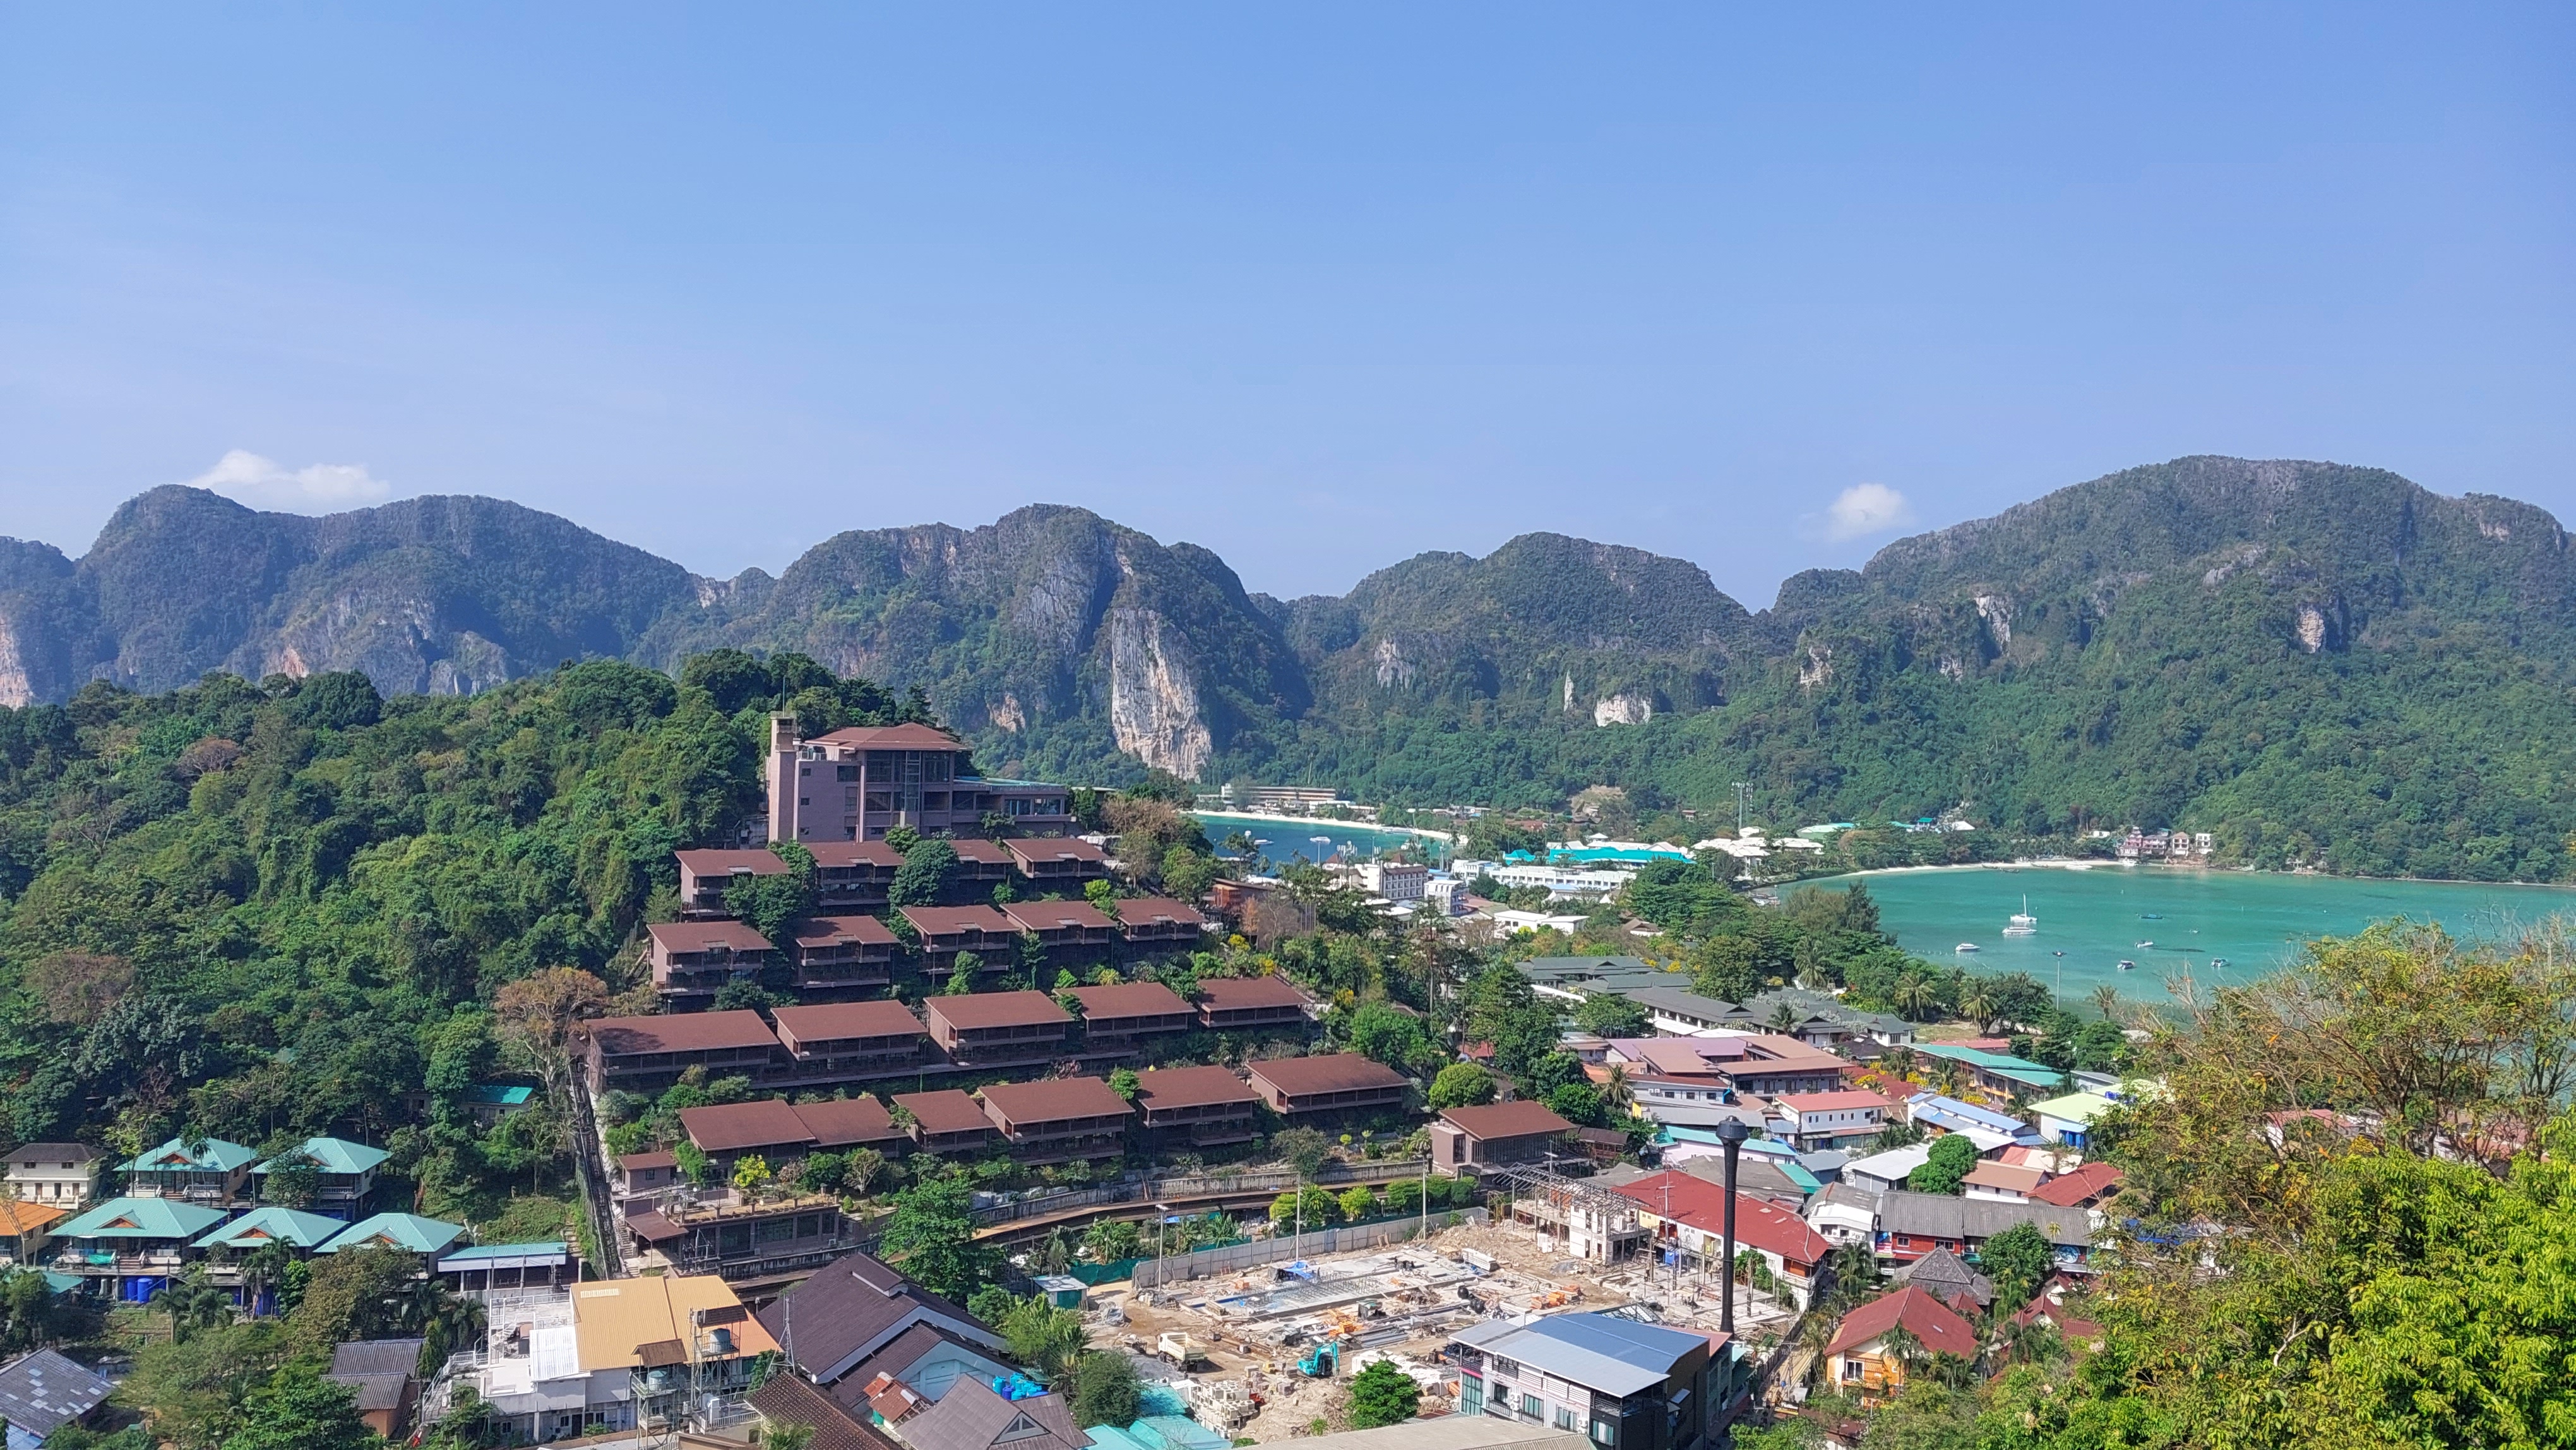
[{"x1": 978, "y1": 1078, "x2": 1133, "y2": 1166}]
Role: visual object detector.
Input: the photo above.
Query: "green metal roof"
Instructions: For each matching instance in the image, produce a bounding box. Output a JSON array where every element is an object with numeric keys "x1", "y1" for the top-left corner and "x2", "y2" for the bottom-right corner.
[
  {"x1": 318, "y1": 1212, "x2": 466, "y2": 1255},
  {"x1": 253, "y1": 1137, "x2": 388, "y2": 1177},
  {"x1": 56, "y1": 1197, "x2": 230, "y2": 1240},
  {"x1": 121, "y1": 1136, "x2": 259, "y2": 1173},
  {"x1": 459, "y1": 1084, "x2": 536, "y2": 1108},
  {"x1": 191, "y1": 1206, "x2": 350, "y2": 1250},
  {"x1": 2027, "y1": 1091, "x2": 2118, "y2": 1125}
]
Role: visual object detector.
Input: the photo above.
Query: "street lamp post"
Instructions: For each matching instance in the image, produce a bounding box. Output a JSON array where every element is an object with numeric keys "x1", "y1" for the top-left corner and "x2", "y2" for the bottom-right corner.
[{"x1": 1714, "y1": 1117, "x2": 1749, "y2": 1335}]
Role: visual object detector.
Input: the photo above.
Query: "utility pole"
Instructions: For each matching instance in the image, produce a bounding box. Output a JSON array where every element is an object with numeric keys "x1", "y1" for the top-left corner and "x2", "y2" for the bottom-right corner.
[{"x1": 1733, "y1": 783, "x2": 1750, "y2": 833}]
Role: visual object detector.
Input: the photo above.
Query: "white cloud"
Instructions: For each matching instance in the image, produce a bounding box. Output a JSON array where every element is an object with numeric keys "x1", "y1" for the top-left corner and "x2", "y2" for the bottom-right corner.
[
  {"x1": 188, "y1": 450, "x2": 393, "y2": 513},
  {"x1": 1821, "y1": 481, "x2": 1915, "y2": 541}
]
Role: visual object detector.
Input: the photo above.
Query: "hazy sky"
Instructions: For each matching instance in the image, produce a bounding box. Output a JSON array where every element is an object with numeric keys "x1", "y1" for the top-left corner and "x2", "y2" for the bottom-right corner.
[{"x1": 4, "y1": 6, "x2": 2570, "y2": 605}]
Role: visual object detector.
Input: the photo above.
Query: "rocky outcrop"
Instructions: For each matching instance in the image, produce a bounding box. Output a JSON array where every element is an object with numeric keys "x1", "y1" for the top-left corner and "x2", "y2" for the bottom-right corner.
[{"x1": 1106, "y1": 606, "x2": 1213, "y2": 777}]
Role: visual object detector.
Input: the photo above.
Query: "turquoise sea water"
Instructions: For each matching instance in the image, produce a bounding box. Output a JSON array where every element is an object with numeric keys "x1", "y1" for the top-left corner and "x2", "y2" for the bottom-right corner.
[
  {"x1": 1839, "y1": 865, "x2": 2576, "y2": 1003},
  {"x1": 1193, "y1": 812, "x2": 1447, "y2": 870}
]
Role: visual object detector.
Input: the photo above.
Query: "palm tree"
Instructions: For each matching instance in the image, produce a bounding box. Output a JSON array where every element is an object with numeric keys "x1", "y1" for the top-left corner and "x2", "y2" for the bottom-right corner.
[
  {"x1": 1598, "y1": 1065, "x2": 1635, "y2": 1119},
  {"x1": 1794, "y1": 1307, "x2": 1840, "y2": 1398},
  {"x1": 1824, "y1": 1242, "x2": 1879, "y2": 1310},
  {"x1": 1768, "y1": 1002, "x2": 1799, "y2": 1033},
  {"x1": 2000, "y1": 1317, "x2": 2061, "y2": 1366},
  {"x1": 1935, "y1": 1058, "x2": 1967, "y2": 1098},
  {"x1": 1956, "y1": 981, "x2": 1998, "y2": 1033},
  {"x1": 1893, "y1": 974, "x2": 1937, "y2": 1022},
  {"x1": 1878, "y1": 1323, "x2": 1926, "y2": 1384},
  {"x1": 2090, "y1": 983, "x2": 2121, "y2": 1022},
  {"x1": 154, "y1": 1269, "x2": 234, "y2": 1344}
]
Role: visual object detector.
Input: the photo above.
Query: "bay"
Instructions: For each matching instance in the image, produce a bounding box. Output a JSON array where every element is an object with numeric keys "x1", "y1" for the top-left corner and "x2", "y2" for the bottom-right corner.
[
  {"x1": 1837, "y1": 864, "x2": 2576, "y2": 1003},
  {"x1": 1191, "y1": 812, "x2": 1449, "y2": 872}
]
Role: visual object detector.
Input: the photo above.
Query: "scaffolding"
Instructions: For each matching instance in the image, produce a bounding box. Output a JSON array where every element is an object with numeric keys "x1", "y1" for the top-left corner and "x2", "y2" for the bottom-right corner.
[{"x1": 1476, "y1": 1166, "x2": 1645, "y2": 1263}]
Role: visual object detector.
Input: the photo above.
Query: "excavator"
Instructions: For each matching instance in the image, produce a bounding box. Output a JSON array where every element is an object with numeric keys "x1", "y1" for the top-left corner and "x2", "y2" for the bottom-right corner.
[{"x1": 1299, "y1": 1311, "x2": 1365, "y2": 1376}]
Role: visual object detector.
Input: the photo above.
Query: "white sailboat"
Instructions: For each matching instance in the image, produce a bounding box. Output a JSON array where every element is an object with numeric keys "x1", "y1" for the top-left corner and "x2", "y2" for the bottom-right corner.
[{"x1": 2002, "y1": 895, "x2": 2037, "y2": 937}]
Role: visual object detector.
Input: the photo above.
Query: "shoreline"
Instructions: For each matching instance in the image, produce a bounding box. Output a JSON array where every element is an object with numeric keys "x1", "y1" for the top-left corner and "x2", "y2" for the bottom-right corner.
[
  {"x1": 1191, "y1": 808, "x2": 1458, "y2": 846},
  {"x1": 1810, "y1": 859, "x2": 2576, "y2": 892}
]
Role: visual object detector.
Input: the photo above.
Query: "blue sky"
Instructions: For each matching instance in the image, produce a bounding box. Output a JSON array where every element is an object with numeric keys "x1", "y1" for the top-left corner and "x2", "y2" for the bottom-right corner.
[{"x1": 3, "y1": 6, "x2": 2569, "y2": 604}]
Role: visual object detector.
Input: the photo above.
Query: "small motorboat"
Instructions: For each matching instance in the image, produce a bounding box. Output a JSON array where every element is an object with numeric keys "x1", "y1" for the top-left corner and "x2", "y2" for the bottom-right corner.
[
  {"x1": 2141, "y1": 913, "x2": 2164, "y2": 921},
  {"x1": 2135, "y1": 940, "x2": 2155, "y2": 949},
  {"x1": 1955, "y1": 942, "x2": 1980, "y2": 954},
  {"x1": 2117, "y1": 959, "x2": 2137, "y2": 971},
  {"x1": 2052, "y1": 950, "x2": 2065, "y2": 957},
  {"x1": 2002, "y1": 896, "x2": 2037, "y2": 936},
  {"x1": 2210, "y1": 957, "x2": 2230, "y2": 969}
]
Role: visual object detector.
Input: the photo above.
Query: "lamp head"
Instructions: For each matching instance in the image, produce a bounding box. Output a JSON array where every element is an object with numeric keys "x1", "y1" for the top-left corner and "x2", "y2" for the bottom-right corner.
[{"x1": 1714, "y1": 1117, "x2": 1751, "y2": 1146}]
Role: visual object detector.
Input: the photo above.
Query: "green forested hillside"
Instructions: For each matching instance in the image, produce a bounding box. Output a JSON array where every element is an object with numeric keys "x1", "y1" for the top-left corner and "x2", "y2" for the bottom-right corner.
[{"x1": 9, "y1": 457, "x2": 2576, "y2": 879}]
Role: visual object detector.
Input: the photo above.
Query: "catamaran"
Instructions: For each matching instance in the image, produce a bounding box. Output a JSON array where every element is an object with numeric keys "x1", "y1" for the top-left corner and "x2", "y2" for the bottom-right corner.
[{"x1": 2003, "y1": 896, "x2": 2037, "y2": 936}]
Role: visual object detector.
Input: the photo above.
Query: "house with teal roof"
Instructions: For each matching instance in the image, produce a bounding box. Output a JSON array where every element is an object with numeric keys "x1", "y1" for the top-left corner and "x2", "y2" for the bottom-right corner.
[
  {"x1": 252, "y1": 1137, "x2": 388, "y2": 1216},
  {"x1": 192, "y1": 1206, "x2": 347, "y2": 1254},
  {"x1": 120, "y1": 1138, "x2": 259, "y2": 1206},
  {"x1": 319, "y1": 1213, "x2": 466, "y2": 1257},
  {"x1": 1910, "y1": 1043, "x2": 2068, "y2": 1096},
  {"x1": 49, "y1": 1197, "x2": 230, "y2": 1302}
]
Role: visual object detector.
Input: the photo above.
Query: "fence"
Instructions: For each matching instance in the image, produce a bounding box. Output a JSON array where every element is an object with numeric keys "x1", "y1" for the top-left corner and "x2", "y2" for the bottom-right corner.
[
  {"x1": 968, "y1": 1159, "x2": 1433, "y2": 1229},
  {"x1": 1131, "y1": 1208, "x2": 1488, "y2": 1288}
]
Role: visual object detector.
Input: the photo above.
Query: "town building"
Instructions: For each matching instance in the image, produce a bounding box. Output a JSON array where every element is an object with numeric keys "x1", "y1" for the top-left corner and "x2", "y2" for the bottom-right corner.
[
  {"x1": 0, "y1": 1348, "x2": 116, "y2": 1447},
  {"x1": 787, "y1": 914, "x2": 900, "y2": 996},
  {"x1": 1116, "y1": 896, "x2": 1211, "y2": 952},
  {"x1": 1618, "y1": 986, "x2": 1758, "y2": 1036},
  {"x1": 1836, "y1": 1145, "x2": 1933, "y2": 1196},
  {"x1": 1601, "y1": 1036, "x2": 1849, "y2": 1098},
  {"x1": 120, "y1": 1137, "x2": 258, "y2": 1206},
  {"x1": 2030, "y1": 1161, "x2": 2124, "y2": 1211},
  {"x1": 1066, "y1": 981, "x2": 1196, "y2": 1058},
  {"x1": 3, "y1": 1144, "x2": 102, "y2": 1209},
  {"x1": 1822, "y1": 1287, "x2": 1979, "y2": 1406},
  {"x1": 1614, "y1": 1170, "x2": 1833, "y2": 1308},
  {"x1": 773, "y1": 1000, "x2": 932, "y2": 1083},
  {"x1": 328, "y1": 1338, "x2": 426, "y2": 1439},
  {"x1": 766, "y1": 717, "x2": 1072, "y2": 844},
  {"x1": 679, "y1": 1097, "x2": 909, "y2": 1177},
  {"x1": 321, "y1": 1212, "x2": 466, "y2": 1257},
  {"x1": 579, "y1": 1011, "x2": 785, "y2": 1095},
  {"x1": 623, "y1": 1190, "x2": 853, "y2": 1283},
  {"x1": 1813, "y1": 1187, "x2": 2092, "y2": 1270},
  {"x1": 49, "y1": 1197, "x2": 229, "y2": 1299},
  {"x1": 1768, "y1": 1092, "x2": 1894, "y2": 1152},
  {"x1": 427, "y1": 1273, "x2": 774, "y2": 1442},
  {"x1": 1130, "y1": 1065, "x2": 1261, "y2": 1149},
  {"x1": 754, "y1": 1248, "x2": 1007, "y2": 1391},
  {"x1": 1359, "y1": 861, "x2": 1429, "y2": 902},
  {"x1": 646, "y1": 920, "x2": 777, "y2": 1006},
  {"x1": 2027, "y1": 1089, "x2": 2120, "y2": 1149},
  {"x1": 998, "y1": 899, "x2": 1118, "y2": 968},
  {"x1": 617, "y1": 1152, "x2": 682, "y2": 1199},
  {"x1": 924, "y1": 991, "x2": 1075, "y2": 1071},
  {"x1": 1446, "y1": 1311, "x2": 1739, "y2": 1450},
  {"x1": 1892, "y1": 1247, "x2": 1992, "y2": 1312},
  {"x1": 893, "y1": 1090, "x2": 1001, "y2": 1157},
  {"x1": 1246, "y1": 1053, "x2": 1409, "y2": 1121},
  {"x1": 1430, "y1": 1101, "x2": 1577, "y2": 1172},
  {"x1": 250, "y1": 1136, "x2": 388, "y2": 1216},
  {"x1": 1003, "y1": 837, "x2": 1109, "y2": 887},
  {"x1": 676, "y1": 848, "x2": 788, "y2": 916},
  {"x1": 1623, "y1": 1078, "x2": 1768, "y2": 1135},
  {"x1": 977, "y1": 1079, "x2": 1133, "y2": 1166},
  {"x1": 1905, "y1": 1093, "x2": 2042, "y2": 1152},
  {"x1": 193, "y1": 1206, "x2": 347, "y2": 1258},
  {"x1": 0, "y1": 1200, "x2": 66, "y2": 1269},
  {"x1": 1422, "y1": 877, "x2": 1474, "y2": 917},
  {"x1": 1962, "y1": 1161, "x2": 2046, "y2": 1204},
  {"x1": 1738, "y1": 990, "x2": 1916, "y2": 1051},
  {"x1": 1193, "y1": 975, "x2": 1311, "y2": 1031},
  {"x1": 1909, "y1": 1043, "x2": 2064, "y2": 1097},
  {"x1": 434, "y1": 1242, "x2": 580, "y2": 1296},
  {"x1": 899, "y1": 905, "x2": 1023, "y2": 980}
]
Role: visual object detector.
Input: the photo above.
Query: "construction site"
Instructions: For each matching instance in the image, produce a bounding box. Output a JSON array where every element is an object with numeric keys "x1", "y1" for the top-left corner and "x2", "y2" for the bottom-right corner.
[{"x1": 1074, "y1": 1171, "x2": 1801, "y2": 1442}]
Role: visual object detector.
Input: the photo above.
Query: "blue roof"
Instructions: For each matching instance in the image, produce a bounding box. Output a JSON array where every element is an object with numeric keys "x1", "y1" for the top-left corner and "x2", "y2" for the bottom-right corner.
[
  {"x1": 254, "y1": 1137, "x2": 388, "y2": 1177},
  {"x1": 436, "y1": 1240, "x2": 569, "y2": 1263},
  {"x1": 56, "y1": 1197, "x2": 230, "y2": 1240},
  {"x1": 193, "y1": 1206, "x2": 349, "y2": 1250},
  {"x1": 121, "y1": 1137, "x2": 258, "y2": 1173},
  {"x1": 319, "y1": 1213, "x2": 467, "y2": 1255},
  {"x1": 1523, "y1": 1312, "x2": 1706, "y2": 1373},
  {"x1": 460, "y1": 1084, "x2": 537, "y2": 1107}
]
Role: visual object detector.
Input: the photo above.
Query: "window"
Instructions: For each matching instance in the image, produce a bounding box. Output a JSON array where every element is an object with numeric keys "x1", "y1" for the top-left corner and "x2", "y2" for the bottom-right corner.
[
  {"x1": 1519, "y1": 1395, "x2": 1542, "y2": 1420},
  {"x1": 1842, "y1": 1358, "x2": 1864, "y2": 1382},
  {"x1": 1491, "y1": 1359, "x2": 1518, "y2": 1381},
  {"x1": 1555, "y1": 1409, "x2": 1577, "y2": 1432},
  {"x1": 1460, "y1": 1384, "x2": 1484, "y2": 1417},
  {"x1": 1590, "y1": 1418, "x2": 1616, "y2": 1446},
  {"x1": 838, "y1": 764, "x2": 859, "y2": 781}
]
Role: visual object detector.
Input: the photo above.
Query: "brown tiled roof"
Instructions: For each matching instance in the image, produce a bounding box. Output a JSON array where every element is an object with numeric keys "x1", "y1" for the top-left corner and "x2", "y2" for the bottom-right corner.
[
  {"x1": 625, "y1": 1210, "x2": 684, "y2": 1243},
  {"x1": 999, "y1": 900, "x2": 1118, "y2": 933},
  {"x1": 1114, "y1": 897, "x2": 1207, "y2": 928},
  {"x1": 748, "y1": 1368, "x2": 901, "y2": 1450},
  {"x1": 0, "y1": 1198, "x2": 68, "y2": 1236},
  {"x1": 947, "y1": 839, "x2": 1015, "y2": 867},
  {"x1": 647, "y1": 920, "x2": 775, "y2": 954},
  {"x1": 1438, "y1": 1101, "x2": 1576, "y2": 1141},
  {"x1": 979, "y1": 1077, "x2": 1130, "y2": 1127},
  {"x1": 681, "y1": 1099, "x2": 812, "y2": 1154},
  {"x1": 806, "y1": 841, "x2": 907, "y2": 869},
  {"x1": 1066, "y1": 981, "x2": 1193, "y2": 1019},
  {"x1": 1824, "y1": 1285, "x2": 1980, "y2": 1360},
  {"x1": 775, "y1": 1001, "x2": 926, "y2": 1044},
  {"x1": 926, "y1": 991, "x2": 1071, "y2": 1032},
  {"x1": 582, "y1": 1011, "x2": 778, "y2": 1057},
  {"x1": 1003, "y1": 837, "x2": 1106, "y2": 867},
  {"x1": 1133, "y1": 1065, "x2": 1258, "y2": 1112},
  {"x1": 1194, "y1": 976, "x2": 1310, "y2": 1011},
  {"x1": 893, "y1": 1090, "x2": 993, "y2": 1136},
  {"x1": 794, "y1": 914, "x2": 900, "y2": 947},
  {"x1": 2030, "y1": 1161, "x2": 2125, "y2": 1207},
  {"x1": 898, "y1": 905, "x2": 1018, "y2": 936},
  {"x1": 807, "y1": 724, "x2": 969, "y2": 752},
  {"x1": 794, "y1": 1097, "x2": 905, "y2": 1148},
  {"x1": 1247, "y1": 1053, "x2": 1408, "y2": 1096},
  {"x1": 674, "y1": 849, "x2": 789, "y2": 877},
  {"x1": 618, "y1": 1151, "x2": 679, "y2": 1171}
]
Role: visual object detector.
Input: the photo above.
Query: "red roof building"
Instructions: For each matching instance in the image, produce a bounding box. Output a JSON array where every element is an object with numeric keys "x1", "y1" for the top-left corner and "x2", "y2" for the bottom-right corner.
[
  {"x1": 1002, "y1": 837, "x2": 1107, "y2": 886},
  {"x1": 1246, "y1": 1054, "x2": 1409, "y2": 1120},
  {"x1": 1822, "y1": 1287, "x2": 1980, "y2": 1405},
  {"x1": 898, "y1": 905, "x2": 1020, "y2": 980},
  {"x1": 998, "y1": 900, "x2": 1118, "y2": 966},
  {"x1": 1130, "y1": 1066, "x2": 1261, "y2": 1149},
  {"x1": 893, "y1": 1089, "x2": 997, "y2": 1156},
  {"x1": 766, "y1": 716, "x2": 1070, "y2": 846},
  {"x1": 1614, "y1": 1170, "x2": 1834, "y2": 1301},
  {"x1": 1429, "y1": 1101, "x2": 1575, "y2": 1171},
  {"x1": 1066, "y1": 981, "x2": 1195, "y2": 1057},
  {"x1": 1116, "y1": 897, "x2": 1210, "y2": 950},
  {"x1": 804, "y1": 839, "x2": 906, "y2": 911},
  {"x1": 2030, "y1": 1161, "x2": 2125, "y2": 1208},
  {"x1": 978, "y1": 1079, "x2": 1131, "y2": 1166},
  {"x1": 1193, "y1": 976, "x2": 1311, "y2": 1031},
  {"x1": 578, "y1": 1011, "x2": 780, "y2": 1094},
  {"x1": 924, "y1": 990, "x2": 1073, "y2": 1070},
  {"x1": 645, "y1": 920, "x2": 777, "y2": 1005},
  {"x1": 773, "y1": 1001, "x2": 929, "y2": 1082},
  {"x1": 787, "y1": 914, "x2": 899, "y2": 995},
  {"x1": 674, "y1": 849, "x2": 787, "y2": 916}
]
